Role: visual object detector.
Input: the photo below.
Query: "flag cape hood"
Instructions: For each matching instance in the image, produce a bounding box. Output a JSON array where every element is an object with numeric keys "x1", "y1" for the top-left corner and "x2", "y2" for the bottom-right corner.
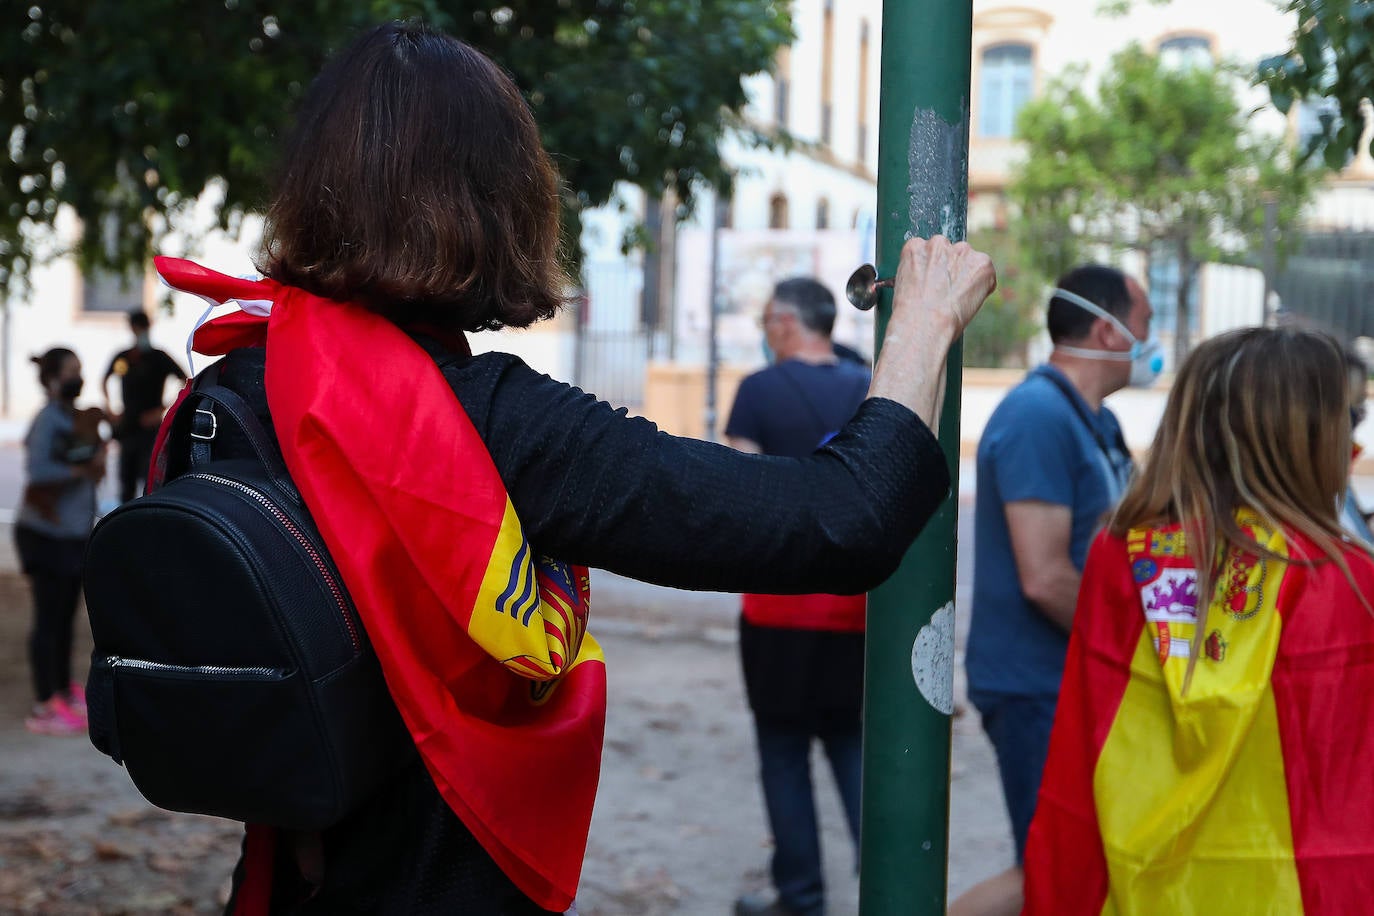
[{"x1": 154, "y1": 257, "x2": 606, "y2": 912}]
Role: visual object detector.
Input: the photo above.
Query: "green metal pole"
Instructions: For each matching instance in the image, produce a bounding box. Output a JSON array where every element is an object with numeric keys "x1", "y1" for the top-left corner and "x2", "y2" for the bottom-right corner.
[{"x1": 860, "y1": 2, "x2": 972, "y2": 914}]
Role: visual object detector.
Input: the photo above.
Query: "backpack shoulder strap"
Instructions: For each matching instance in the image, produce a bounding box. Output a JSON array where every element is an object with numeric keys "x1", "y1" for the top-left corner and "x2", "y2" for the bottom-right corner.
[
  {"x1": 773, "y1": 360, "x2": 843, "y2": 438},
  {"x1": 163, "y1": 366, "x2": 300, "y2": 502}
]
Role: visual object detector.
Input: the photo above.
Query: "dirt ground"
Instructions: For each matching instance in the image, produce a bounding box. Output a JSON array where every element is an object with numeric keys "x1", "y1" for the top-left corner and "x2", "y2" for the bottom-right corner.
[
  {"x1": 0, "y1": 571, "x2": 1011, "y2": 915},
  {"x1": 0, "y1": 571, "x2": 243, "y2": 915}
]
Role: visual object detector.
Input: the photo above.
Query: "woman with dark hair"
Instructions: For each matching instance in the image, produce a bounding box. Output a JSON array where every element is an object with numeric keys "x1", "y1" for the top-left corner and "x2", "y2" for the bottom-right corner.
[
  {"x1": 1023, "y1": 327, "x2": 1374, "y2": 914},
  {"x1": 153, "y1": 21, "x2": 995, "y2": 914},
  {"x1": 17, "y1": 348, "x2": 103, "y2": 735}
]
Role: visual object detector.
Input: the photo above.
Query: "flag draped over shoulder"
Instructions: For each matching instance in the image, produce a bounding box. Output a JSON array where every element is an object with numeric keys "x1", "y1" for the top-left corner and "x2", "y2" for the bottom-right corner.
[
  {"x1": 154, "y1": 257, "x2": 606, "y2": 913},
  {"x1": 1024, "y1": 511, "x2": 1374, "y2": 915}
]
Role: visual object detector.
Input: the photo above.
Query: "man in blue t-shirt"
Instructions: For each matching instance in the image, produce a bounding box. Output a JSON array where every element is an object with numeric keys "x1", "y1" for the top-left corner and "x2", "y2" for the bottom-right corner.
[
  {"x1": 725, "y1": 277, "x2": 871, "y2": 916},
  {"x1": 951, "y1": 265, "x2": 1156, "y2": 916}
]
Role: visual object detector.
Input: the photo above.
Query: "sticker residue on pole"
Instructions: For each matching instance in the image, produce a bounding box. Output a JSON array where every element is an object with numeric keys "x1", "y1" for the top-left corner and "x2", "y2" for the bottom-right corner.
[
  {"x1": 906, "y1": 100, "x2": 970, "y2": 241},
  {"x1": 911, "y1": 602, "x2": 955, "y2": 715}
]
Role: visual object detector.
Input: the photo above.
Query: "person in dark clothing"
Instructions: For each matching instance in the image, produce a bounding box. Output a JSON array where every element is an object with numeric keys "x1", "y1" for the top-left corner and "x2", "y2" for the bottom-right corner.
[
  {"x1": 725, "y1": 277, "x2": 872, "y2": 916},
  {"x1": 147, "y1": 22, "x2": 998, "y2": 914},
  {"x1": 17, "y1": 347, "x2": 103, "y2": 735},
  {"x1": 102, "y1": 309, "x2": 186, "y2": 501}
]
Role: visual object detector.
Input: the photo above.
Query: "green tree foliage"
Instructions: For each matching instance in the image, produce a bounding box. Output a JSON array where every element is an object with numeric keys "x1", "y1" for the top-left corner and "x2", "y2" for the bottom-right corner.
[
  {"x1": 0, "y1": 1, "x2": 791, "y2": 298},
  {"x1": 1258, "y1": 0, "x2": 1374, "y2": 169},
  {"x1": 962, "y1": 228, "x2": 1044, "y2": 368},
  {"x1": 1009, "y1": 46, "x2": 1319, "y2": 362}
]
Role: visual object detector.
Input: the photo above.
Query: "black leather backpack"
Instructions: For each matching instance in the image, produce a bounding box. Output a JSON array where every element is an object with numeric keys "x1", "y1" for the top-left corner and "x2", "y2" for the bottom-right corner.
[{"x1": 82, "y1": 362, "x2": 411, "y2": 830}]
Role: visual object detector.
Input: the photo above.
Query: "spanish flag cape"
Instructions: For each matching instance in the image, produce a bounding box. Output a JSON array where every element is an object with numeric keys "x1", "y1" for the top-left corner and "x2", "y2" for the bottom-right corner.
[
  {"x1": 153, "y1": 258, "x2": 606, "y2": 913},
  {"x1": 1024, "y1": 511, "x2": 1374, "y2": 915}
]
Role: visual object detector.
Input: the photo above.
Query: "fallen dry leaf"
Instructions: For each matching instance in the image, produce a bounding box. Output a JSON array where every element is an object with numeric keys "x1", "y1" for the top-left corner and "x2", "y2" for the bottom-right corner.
[{"x1": 93, "y1": 840, "x2": 136, "y2": 862}]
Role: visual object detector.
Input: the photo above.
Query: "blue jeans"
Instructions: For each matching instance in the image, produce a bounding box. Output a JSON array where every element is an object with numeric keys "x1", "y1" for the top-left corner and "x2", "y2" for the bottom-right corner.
[
  {"x1": 973, "y1": 693, "x2": 1058, "y2": 864},
  {"x1": 754, "y1": 721, "x2": 862, "y2": 916}
]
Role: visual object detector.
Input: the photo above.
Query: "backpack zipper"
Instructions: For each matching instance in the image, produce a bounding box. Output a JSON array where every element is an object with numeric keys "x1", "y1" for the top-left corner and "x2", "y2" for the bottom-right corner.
[
  {"x1": 108, "y1": 655, "x2": 288, "y2": 679},
  {"x1": 182, "y1": 473, "x2": 360, "y2": 652}
]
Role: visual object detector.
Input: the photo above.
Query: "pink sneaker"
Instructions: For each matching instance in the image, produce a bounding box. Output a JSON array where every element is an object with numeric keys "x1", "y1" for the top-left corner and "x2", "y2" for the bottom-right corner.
[
  {"x1": 64, "y1": 682, "x2": 87, "y2": 715},
  {"x1": 25, "y1": 697, "x2": 87, "y2": 737}
]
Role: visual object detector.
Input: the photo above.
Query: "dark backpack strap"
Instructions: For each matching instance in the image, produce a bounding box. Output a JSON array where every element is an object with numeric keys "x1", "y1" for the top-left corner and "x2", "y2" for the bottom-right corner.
[
  {"x1": 185, "y1": 362, "x2": 223, "y2": 469},
  {"x1": 164, "y1": 371, "x2": 301, "y2": 503},
  {"x1": 774, "y1": 360, "x2": 855, "y2": 442}
]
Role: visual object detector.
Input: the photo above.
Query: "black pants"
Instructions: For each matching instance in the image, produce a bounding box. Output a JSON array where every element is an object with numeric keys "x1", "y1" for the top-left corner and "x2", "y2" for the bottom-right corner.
[
  {"x1": 15, "y1": 526, "x2": 86, "y2": 703},
  {"x1": 118, "y1": 427, "x2": 158, "y2": 502},
  {"x1": 226, "y1": 757, "x2": 557, "y2": 915}
]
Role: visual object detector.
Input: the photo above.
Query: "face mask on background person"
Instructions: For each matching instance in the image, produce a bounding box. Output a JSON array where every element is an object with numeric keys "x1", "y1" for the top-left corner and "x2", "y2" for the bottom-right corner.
[
  {"x1": 136, "y1": 332, "x2": 153, "y2": 351},
  {"x1": 1052, "y1": 287, "x2": 1165, "y2": 388},
  {"x1": 58, "y1": 377, "x2": 84, "y2": 401}
]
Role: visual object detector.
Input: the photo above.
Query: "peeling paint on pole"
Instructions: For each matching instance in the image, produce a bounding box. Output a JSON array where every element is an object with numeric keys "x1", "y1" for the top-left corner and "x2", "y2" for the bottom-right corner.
[
  {"x1": 911, "y1": 601, "x2": 955, "y2": 715},
  {"x1": 906, "y1": 100, "x2": 969, "y2": 241}
]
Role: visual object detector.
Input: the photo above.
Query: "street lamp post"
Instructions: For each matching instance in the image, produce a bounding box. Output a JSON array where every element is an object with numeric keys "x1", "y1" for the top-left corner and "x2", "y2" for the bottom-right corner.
[{"x1": 860, "y1": 1, "x2": 973, "y2": 912}]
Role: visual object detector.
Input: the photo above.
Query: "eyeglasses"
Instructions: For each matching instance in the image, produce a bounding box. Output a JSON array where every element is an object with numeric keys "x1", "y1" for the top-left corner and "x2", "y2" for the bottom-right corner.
[{"x1": 758, "y1": 311, "x2": 796, "y2": 329}]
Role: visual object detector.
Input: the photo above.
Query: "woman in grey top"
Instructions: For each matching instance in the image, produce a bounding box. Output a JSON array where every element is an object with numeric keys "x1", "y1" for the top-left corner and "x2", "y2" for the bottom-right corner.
[{"x1": 16, "y1": 347, "x2": 105, "y2": 735}]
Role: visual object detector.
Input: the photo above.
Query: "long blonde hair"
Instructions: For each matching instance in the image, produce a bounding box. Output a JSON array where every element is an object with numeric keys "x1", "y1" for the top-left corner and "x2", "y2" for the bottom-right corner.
[{"x1": 1111, "y1": 327, "x2": 1372, "y2": 689}]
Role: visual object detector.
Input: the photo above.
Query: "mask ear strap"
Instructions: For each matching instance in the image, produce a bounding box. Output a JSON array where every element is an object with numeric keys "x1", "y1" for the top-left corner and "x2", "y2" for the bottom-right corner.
[
  {"x1": 1056, "y1": 344, "x2": 1132, "y2": 362},
  {"x1": 1053, "y1": 288, "x2": 1138, "y2": 344}
]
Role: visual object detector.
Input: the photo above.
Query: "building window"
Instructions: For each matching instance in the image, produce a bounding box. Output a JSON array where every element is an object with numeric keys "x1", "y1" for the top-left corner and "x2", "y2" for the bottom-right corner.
[
  {"x1": 81, "y1": 268, "x2": 141, "y2": 314},
  {"x1": 775, "y1": 46, "x2": 791, "y2": 128},
  {"x1": 816, "y1": 198, "x2": 830, "y2": 230},
  {"x1": 1148, "y1": 245, "x2": 1201, "y2": 336},
  {"x1": 979, "y1": 44, "x2": 1033, "y2": 139},
  {"x1": 1159, "y1": 35, "x2": 1213, "y2": 71},
  {"x1": 769, "y1": 194, "x2": 789, "y2": 230}
]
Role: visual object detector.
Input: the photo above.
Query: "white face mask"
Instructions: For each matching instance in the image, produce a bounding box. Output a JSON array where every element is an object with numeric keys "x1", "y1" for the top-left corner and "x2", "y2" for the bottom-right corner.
[{"x1": 1052, "y1": 287, "x2": 1164, "y2": 388}]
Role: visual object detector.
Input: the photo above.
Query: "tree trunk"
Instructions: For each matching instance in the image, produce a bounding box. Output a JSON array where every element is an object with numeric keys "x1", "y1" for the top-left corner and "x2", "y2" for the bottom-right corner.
[{"x1": 1174, "y1": 244, "x2": 1196, "y2": 368}]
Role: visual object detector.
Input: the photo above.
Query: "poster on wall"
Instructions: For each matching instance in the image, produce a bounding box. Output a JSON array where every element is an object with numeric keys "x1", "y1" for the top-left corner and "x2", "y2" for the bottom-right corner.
[{"x1": 673, "y1": 228, "x2": 874, "y2": 367}]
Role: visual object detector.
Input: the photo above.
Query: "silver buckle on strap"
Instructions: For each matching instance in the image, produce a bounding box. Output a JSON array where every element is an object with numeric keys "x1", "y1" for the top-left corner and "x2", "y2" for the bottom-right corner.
[{"x1": 190, "y1": 408, "x2": 218, "y2": 441}]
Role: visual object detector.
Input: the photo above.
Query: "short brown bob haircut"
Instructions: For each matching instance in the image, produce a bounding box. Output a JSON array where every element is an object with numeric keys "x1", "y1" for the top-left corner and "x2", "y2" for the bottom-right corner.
[{"x1": 258, "y1": 21, "x2": 568, "y2": 332}]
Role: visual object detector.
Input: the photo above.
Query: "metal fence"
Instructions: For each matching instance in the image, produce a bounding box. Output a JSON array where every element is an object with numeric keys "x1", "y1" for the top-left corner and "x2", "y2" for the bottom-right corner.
[
  {"x1": 575, "y1": 331, "x2": 654, "y2": 407},
  {"x1": 574, "y1": 260, "x2": 652, "y2": 407},
  {"x1": 1273, "y1": 230, "x2": 1374, "y2": 340}
]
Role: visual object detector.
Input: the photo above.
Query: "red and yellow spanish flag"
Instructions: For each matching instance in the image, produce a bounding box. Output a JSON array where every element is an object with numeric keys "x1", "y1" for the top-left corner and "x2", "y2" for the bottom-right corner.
[
  {"x1": 1024, "y1": 511, "x2": 1374, "y2": 915},
  {"x1": 155, "y1": 258, "x2": 606, "y2": 913}
]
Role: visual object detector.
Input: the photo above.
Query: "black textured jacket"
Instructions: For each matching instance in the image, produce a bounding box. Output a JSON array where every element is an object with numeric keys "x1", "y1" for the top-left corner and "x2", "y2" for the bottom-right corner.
[{"x1": 215, "y1": 343, "x2": 950, "y2": 914}]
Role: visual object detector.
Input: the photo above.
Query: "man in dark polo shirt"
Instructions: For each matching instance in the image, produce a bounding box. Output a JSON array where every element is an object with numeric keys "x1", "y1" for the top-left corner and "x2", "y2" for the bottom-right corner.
[
  {"x1": 725, "y1": 277, "x2": 871, "y2": 916},
  {"x1": 102, "y1": 310, "x2": 186, "y2": 501}
]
